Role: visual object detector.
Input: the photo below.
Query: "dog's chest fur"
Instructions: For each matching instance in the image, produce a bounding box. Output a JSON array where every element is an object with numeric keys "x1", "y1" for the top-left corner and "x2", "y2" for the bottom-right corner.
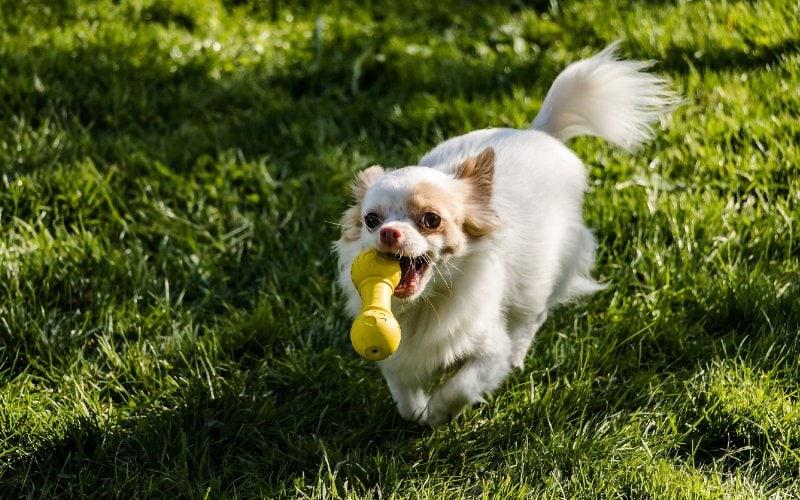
[{"x1": 379, "y1": 247, "x2": 506, "y2": 386}]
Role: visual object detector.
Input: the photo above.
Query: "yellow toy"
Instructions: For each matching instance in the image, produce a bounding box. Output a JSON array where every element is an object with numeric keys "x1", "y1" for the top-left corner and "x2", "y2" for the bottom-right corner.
[{"x1": 350, "y1": 249, "x2": 402, "y2": 360}]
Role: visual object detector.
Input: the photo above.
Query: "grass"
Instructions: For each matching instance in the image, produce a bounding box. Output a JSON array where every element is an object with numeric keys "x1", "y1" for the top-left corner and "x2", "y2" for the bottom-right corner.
[{"x1": 0, "y1": 0, "x2": 799, "y2": 496}]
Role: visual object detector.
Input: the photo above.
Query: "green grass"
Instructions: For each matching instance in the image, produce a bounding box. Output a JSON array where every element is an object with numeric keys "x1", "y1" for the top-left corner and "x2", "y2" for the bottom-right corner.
[{"x1": 1, "y1": 0, "x2": 799, "y2": 496}]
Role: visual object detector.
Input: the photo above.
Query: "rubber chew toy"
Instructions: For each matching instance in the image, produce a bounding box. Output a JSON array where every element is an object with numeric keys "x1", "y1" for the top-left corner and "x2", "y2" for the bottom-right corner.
[{"x1": 350, "y1": 249, "x2": 402, "y2": 361}]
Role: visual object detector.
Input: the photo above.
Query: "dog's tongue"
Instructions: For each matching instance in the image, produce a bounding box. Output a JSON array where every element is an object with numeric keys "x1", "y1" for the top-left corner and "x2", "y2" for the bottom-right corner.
[
  {"x1": 395, "y1": 256, "x2": 424, "y2": 296},
  {"x1": 397, "y1": 257, "x2": 416, "y2": 287}
]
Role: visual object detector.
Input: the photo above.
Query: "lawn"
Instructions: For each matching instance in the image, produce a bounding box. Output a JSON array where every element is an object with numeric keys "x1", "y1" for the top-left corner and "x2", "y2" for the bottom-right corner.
[{"x1": 1, "y1": 0, "x2": 799, "y2": 497}]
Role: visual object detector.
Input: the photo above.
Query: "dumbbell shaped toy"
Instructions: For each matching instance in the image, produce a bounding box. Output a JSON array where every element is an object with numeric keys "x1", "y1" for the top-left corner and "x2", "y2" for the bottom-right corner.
[{"x1": 349, "y1": 249, "x2": 402, "y2": 361}]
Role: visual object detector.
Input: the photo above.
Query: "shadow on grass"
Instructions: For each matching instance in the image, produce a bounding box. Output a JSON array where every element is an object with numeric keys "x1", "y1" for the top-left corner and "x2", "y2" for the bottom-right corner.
[
  {"x1": 4, "y1": 277, "x2": 798, "y2": 495},
  {"x1": 3, "y1": 5, "x2": 800, "y2": 495},
  {"x1": 658, "y1": 38, "x2": 800, "y2": 74},
  {"x1": 0, "y1": 28, "x2": 554, "y2": 177},
  {"x1": 0, "y1": 12, "x2": 556, "y2": 381},
  {"x1": 0, "y1": 358, "x2": 425, "y2": 496}
]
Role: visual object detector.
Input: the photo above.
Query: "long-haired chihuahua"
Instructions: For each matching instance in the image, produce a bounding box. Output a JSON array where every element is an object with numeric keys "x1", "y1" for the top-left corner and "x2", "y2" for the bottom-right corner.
[{"x1": 335, "y1": 44, "x2": 676, "y2": 427}]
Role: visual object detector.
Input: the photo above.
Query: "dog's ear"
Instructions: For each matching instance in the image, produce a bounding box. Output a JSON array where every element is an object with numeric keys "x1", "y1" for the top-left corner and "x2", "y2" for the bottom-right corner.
[
  {"x1": 339, "y1": 204, "x2": 362, "y2": 242},
  {"x1": 341, "y1": 165, "x2": 384, "y2": 242},
  {"x1": 455, "y1": 148, "x2": 499, "y2": 237},
  {"x1": 456, "y1": 148, "x2": 494, "y2": 202},
  {"x1": 350, "y1": 165, "x2": 384, "y2": 200}
]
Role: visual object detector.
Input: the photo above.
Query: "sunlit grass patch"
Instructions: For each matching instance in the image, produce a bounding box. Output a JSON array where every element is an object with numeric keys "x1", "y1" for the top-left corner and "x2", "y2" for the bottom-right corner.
[{"x1": 1, "y1": 0, "x2": 799, "y2": 496}]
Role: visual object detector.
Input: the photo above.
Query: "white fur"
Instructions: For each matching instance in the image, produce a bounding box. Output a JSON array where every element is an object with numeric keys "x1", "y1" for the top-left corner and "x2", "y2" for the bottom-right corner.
[
  {"x1": 335, "y1": 45, "x2": 675, "y2": 427},
  {"x1": 531, "y1": 42, "x2": 677, "y2": 150}
]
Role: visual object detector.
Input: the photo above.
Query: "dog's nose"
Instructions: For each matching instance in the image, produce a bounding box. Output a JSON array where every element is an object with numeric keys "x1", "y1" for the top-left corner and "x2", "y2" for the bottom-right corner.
[{"x1": 380, "y1": 226, "x2": 403, "y2": 246}]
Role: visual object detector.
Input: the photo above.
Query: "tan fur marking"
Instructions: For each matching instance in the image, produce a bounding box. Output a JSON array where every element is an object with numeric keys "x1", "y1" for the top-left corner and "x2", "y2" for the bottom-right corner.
[
  {"x1": 408, "y1": 182, "x2": 460, "y2": 233},
  {"x1": 408, "y1": 181, "x2": 467, "y2": 254},
  {"x1": 455, "y1": 148, "x2": 500, "y2": 237},
  {"x1": 341, "y1": 165, "x2": 384, "y2": 242},
  {"x1": 340, "y1": 204, "x2": 362, "y2": 242},
  {"x1": 456, "y1": 148, "x2": 494, "y2": 202}
]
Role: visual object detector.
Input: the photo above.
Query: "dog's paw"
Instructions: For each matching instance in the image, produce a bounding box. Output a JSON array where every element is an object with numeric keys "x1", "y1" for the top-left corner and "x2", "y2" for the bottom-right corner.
[
  {"x1": 509, "y1": 349, "x2": 527, "y2": 369},
  {"x1": 423, "y1": 407, "x2": 452, "y2": 428},
  {"x1": 397, "y1": 393, "x2": 430, "y2": 424},
  {"x1": 424, "y1": 392, "x2": 468, "y2": 428}
]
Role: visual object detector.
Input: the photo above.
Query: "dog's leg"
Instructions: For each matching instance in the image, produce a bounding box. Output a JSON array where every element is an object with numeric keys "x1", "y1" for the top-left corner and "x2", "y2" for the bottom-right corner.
[
  {"x1": 508, "y1": 310, "x2": 547, "y2": 369},
  {"x1": 424, "y1": 318, "x2": 511, "y2": 427},
  {"x1": 383, "y1": 371, "x2": 430, "y2": 423}
]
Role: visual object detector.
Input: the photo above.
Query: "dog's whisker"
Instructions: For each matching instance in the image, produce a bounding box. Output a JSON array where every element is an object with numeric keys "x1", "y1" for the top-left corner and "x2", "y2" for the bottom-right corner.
[
  {"x1": 432, "y1": 264, "x2": 453, "y2": 296},
  {"x1": 428, "y1": 249, "x2": 464, "y2": 276},
  {"x1": 440, "y1": 258, "x2": 464, "y2": 277},
  {"x1": 421, "y1": 294, "x2": 441, "y2": 324}
]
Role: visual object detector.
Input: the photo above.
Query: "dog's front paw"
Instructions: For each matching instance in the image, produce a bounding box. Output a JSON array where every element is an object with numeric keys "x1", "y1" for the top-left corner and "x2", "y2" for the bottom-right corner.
[
  {"x1": 424, "y1": 392, "x2": 467, "y2": 428},
  {"x1": 509, "y1": 349, "x2": 527, "y2": 369},
  {"x1": 423, "y1": 406, "x2": 451, "y2": 428},
  {"x1": 396, "y1": 393, "x2": 430, "y2": 424}
]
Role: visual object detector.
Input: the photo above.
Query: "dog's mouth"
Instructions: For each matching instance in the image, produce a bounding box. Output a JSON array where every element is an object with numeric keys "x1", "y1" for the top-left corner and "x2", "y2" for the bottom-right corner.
[{"x1": 393, "y1": 254, "x2": 430, "y2": 298}]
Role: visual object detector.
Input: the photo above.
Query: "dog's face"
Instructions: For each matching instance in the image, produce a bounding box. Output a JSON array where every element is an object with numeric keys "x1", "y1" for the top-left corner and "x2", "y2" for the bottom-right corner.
[{"x1": 337, "y1": 148, "x2": 499, "y2": 302}]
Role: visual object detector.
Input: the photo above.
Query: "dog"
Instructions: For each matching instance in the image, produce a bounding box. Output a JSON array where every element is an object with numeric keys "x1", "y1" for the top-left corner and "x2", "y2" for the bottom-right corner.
[{"x1": 335, "y1": 44, "x2": 675, "y2": 427}]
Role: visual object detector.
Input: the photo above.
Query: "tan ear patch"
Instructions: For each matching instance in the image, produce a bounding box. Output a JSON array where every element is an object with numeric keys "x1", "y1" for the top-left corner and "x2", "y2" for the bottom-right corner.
[
  {"x1": 350, "y1": 165, "x2": 384, "y2": 200},
  {"x1": 339, "y1": 204, "x2": 362, "y2": 242},
  {"x1": 341, "y1": 165, "x2": 383, "y2": 242},
  {"x1": 463, "y1": 209, "x2": 500, "y2": 238},
  {"x1": 455, "y1": 148, "x2": 500, "y2": 237},
  {"x1": 455, "y1": 148, "x2": 494, "y2": 203}
]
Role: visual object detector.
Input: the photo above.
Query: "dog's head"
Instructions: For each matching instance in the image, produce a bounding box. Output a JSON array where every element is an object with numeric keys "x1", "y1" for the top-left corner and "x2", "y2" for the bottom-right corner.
[{"x1": 336, "y1": 147, "x2": 499, "y2": 303}]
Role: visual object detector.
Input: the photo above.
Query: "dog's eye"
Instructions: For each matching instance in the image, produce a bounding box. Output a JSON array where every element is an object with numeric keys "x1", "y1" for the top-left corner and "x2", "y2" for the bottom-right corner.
[
  {"x1": 364, "y1": 212, "x2": 382, "y2": 231},
  {"x1": 421, "y1": 212, "x2": 441, "y2": 229}
]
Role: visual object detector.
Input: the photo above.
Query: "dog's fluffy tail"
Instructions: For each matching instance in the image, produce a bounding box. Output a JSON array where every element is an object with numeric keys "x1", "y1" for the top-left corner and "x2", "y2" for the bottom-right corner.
[{"x1": 531, "y1": 43, "x2": 677, "y2": 151}]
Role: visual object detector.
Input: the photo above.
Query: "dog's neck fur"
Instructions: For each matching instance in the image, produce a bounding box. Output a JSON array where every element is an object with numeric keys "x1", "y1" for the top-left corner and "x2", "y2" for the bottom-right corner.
[{"x1": 386, "y1": 242, "x2": 501, "y2": 384}]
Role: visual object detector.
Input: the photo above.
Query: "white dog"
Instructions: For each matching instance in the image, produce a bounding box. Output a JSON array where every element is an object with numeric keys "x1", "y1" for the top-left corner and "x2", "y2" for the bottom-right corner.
[{"x1": 335, "y1": 44, "x2": 675, "y2": 427}]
